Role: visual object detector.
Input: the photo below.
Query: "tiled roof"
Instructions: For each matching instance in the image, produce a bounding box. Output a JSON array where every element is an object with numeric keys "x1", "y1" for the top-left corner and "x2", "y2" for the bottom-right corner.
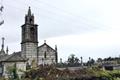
[
  {"x1": 38, "y1": 43, "x2": 55, "y2": 51},
  {"x1": 0, "y1": 51, "x2": 28, "y2": 62},
  {"x1": 0, "y1": 54, "x2": 10, "y2": 61}
]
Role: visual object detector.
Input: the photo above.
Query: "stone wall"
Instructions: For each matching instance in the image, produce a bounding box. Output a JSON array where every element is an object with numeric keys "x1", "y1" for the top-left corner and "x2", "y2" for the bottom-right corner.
[
  {"x1": 38, "y1": 45, "x2": 56, "y2": 65},
  {"x1": 3, "y1": 62, "x2": 26, "y2": 78},
  {"x1": 21, "y1": 42, "x2": 38, "y2": 64}
]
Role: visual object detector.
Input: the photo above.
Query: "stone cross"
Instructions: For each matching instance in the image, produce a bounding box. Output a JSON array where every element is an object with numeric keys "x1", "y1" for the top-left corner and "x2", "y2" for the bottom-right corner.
[{"x1": 1, "y1": 37, "x2": 4, "y2": 50}]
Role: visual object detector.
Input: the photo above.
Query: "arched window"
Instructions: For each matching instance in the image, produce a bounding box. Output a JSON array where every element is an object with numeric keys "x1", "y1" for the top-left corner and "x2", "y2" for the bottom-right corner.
[
  {"x1": 30, "y1": 27, "x2": 34, "y2": 41},
  {"x1": 44, "y1": 51, "x2": 46, "y2": 58},
  {"x1": 30, "y1": 18, "x2": 33, "y2": 23}
]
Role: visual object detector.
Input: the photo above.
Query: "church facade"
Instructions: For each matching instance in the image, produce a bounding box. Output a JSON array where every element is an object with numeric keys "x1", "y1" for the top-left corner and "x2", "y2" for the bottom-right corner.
[{"x1": 0, "y1": 7, "x2": 58, "y2": 78}]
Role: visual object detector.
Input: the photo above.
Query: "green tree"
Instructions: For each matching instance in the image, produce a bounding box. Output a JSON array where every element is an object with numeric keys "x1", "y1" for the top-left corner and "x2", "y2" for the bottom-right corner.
[
  {"x1": 7, "y1": 63, "x2": 19, "y2": 80},
  {"x1": 87, "y1": 57, "x2": 95, "y2": 66},
  {"x1": 67, "y1": 54, "x2": 80, "y2": 66},
  {"x1": 97, "y1": 58, "x2": 102, "y2": 63}
]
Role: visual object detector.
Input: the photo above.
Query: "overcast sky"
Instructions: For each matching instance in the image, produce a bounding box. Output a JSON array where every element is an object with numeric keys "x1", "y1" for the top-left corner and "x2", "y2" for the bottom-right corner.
[{"x1": 0, "y1": 0, "x2": 120, "y2": 62}]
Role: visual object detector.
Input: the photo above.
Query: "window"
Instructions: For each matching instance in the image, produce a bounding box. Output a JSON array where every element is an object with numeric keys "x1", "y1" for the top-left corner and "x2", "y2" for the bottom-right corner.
[
  {"x1": 30, "y1": 27, "x2": 34, "y2": 40},
  {"x1": 30, "y1": 18, "x2": 33, "y2": 23},
  {"x1": 44, "y1": 51, "x2": 47, "y2": 58}
]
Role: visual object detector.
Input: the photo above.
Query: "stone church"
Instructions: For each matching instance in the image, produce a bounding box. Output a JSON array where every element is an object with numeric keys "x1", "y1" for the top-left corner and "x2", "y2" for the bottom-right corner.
[{"x1": 0, "y1": 7, "x2": 58, "y2": 77}]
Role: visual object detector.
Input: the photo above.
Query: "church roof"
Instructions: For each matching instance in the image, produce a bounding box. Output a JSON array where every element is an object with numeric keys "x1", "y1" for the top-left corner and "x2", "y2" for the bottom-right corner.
[
  {"x1": 0, "y1": 54, "x2": 10, "y2": 61},
  {"x1": 38, "y1": 42, "x2": 56, "y2": 52},
  {"x1": 0, "y1": 52, "x2": 28, "y2": 62}
]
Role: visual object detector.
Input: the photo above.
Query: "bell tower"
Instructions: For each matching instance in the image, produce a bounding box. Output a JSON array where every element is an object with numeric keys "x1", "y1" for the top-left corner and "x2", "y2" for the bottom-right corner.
[{"x1": 21, "y1": 7, "x2": 38, "y2": 64}]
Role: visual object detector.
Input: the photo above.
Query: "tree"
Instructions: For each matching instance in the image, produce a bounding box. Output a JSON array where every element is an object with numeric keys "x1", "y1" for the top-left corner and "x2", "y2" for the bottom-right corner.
[
  {"x1": 97, "y1": 58, "x2": 102, "y2": 63},
  {"x1": 67, "y1": 54, "x2": 80, "y2": 66},
  {"x1": 31, "y1": 59, "x2": 37, "y2": 68},
  {"x1": 90, "y1": 58, "x2": 95, "y2": 65},
  {"x1": 87, "y1": 58, "x2": 95, "y2": 66},
  {"x1": 74, "y1": 57, "x2": 79, "y2": 64},
  {"x1": 7, "y1": 63, "x2": 19, "y2": 80}
]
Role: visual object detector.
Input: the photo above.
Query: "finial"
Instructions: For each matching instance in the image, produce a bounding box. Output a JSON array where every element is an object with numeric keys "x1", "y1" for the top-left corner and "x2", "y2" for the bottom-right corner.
[
  {"x1": 55, "y1": 45, "x2": 57, "y2": 51},
  {"x1": 28, "y1": 6, "x2": 31, "y2": 16},
  {"x1": 6, "y1": 46, "x2": 8, "y2": 54},
  {"x1": 44, "y1": 40, "x2": 46, "y2": 44},
  {"x1": 1, "y1": 37, "x2": 5, "y2": 50},
  {"x1": 60, "y1": 58, "x2": 62, "y2": 63}
]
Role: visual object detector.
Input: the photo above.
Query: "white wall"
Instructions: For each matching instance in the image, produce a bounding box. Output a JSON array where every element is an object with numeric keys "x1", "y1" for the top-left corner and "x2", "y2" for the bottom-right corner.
[{"x1": 3, "y1": 61, "x2": 26, "y2": 78}]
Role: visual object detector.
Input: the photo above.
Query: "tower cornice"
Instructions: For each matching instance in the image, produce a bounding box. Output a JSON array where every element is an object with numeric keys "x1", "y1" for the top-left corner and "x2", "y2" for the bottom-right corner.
[{"x1": 21, "y1": 23, "x2": 38, "y2": 28}]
